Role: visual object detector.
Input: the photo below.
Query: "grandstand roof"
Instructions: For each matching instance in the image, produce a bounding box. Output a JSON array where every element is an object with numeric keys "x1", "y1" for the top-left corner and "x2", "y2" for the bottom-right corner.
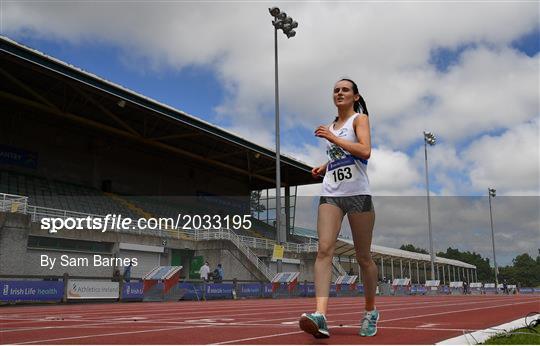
[
  {"x1": 294, "y1": 227, "x2": 476, "y2": 269},
  {"x1": 0, "y1": 36, "x2": 313, "y2": 190},
  {"x1": 335, "y1": 238, "x2": 476, "y2": 269}
]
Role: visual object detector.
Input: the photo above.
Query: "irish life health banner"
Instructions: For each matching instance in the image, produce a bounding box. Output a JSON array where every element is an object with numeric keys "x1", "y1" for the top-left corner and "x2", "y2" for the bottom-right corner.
[
  {"x1": 67, "y1": 280, "x2": 119, "y2": 299},
  {"x1": 1, "y1": 281, "x2": 64, "y2": 302}
]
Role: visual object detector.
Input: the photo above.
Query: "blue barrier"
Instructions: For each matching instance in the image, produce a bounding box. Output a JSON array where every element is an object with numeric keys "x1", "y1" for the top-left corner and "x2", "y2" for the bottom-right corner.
[
  {"x1": 123, "y1": 282, "x2": 143, "y2": 300},
  {"x1": 239, "y1": 283, "x2": 262, "y2": 298},
  {"x1": 518, "y1": 287, "x2": 540, "y2": 294},
  {"x1": 179, "y1": 283, "x2": 203, "y2": 300},
  {"x1": 205, "y1": 283, "x2": 233, "y2": 299},
  {"x1": 262, "y1": 283, "x2": 273, "y2": 297},
  {"x1": 1, "y1": 281, "x2": 63, "y2": 302}
]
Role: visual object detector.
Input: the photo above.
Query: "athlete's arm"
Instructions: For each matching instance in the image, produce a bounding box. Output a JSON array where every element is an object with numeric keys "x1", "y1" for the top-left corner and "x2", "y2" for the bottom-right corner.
[{"x1": 314, "y1": 115, "x2": 371, "y2": 160}]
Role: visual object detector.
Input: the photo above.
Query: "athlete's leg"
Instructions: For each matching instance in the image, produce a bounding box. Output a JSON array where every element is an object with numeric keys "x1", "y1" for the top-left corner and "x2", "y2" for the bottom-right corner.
[
  {"x1": 315, "y1": 202, "x2": 344, "y2": 315},
  {"x1": 348, "y1": 209, "x2": 376, "y2": 311}
]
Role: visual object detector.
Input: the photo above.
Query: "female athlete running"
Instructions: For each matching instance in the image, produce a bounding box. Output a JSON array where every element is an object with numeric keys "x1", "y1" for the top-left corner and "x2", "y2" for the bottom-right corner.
[{"x1": 299, "y1": 78, "x2": 378, "y2": 338}]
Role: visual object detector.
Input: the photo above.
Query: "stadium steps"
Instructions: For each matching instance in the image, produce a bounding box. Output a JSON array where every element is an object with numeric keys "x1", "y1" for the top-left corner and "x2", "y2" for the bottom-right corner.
[
  {"x1": 218, "y1": 239, "x2": 272, "y2": 282},
  {"x1": 332, "y1": 256, "x2": 347, "y2": 280},
  {"x1": 247, "y1": 228, "x2": 266, "y2": 239},
  {"x1": 104, "y1": 193, "x2": 153, "y2": 219}
]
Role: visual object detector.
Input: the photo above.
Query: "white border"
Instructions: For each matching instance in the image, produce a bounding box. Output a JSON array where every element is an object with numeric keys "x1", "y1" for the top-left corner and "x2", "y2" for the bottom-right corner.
[{"x1": 436, "y1": 314, "x2": 540, "y2": 345}]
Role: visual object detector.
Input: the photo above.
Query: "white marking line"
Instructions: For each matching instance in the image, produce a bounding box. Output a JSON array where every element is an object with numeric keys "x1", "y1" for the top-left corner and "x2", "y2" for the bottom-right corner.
[
  {"x1": 0, "y1": 295, "x2": 505, "y2": 318},
  {"x1": 11, "y1": 324, "x2": 211, "y2": 345},
  {"x1": 436, "y1": 314, "x2": 540, "y2": 345},
  {"x1": 0, "y1": 299, "x2": 358, "y2": 318},
  {"x1": 418, "y1": 323, "x2": 439, "y2": 328},
  {"x1": 338, "y1": 325, "x2": 470, "y2": 332},
  {"x1": 211, "y1": 330, "x2": 304, "y2": 345}
]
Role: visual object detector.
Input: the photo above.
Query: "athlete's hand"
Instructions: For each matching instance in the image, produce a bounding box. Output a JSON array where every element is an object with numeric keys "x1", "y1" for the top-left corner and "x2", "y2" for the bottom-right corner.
[
  {"x1": 315, "y1": 126, "x2": 337, "y2": 143},
  {"x1": 311, "y1": 165, "x2": 326, "y2": 179}
]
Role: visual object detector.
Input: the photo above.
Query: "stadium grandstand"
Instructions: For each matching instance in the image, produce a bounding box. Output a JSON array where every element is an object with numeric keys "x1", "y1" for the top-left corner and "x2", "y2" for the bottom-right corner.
[{"x1": 0, "y1": 35, "x2": 477, "y2": 288}]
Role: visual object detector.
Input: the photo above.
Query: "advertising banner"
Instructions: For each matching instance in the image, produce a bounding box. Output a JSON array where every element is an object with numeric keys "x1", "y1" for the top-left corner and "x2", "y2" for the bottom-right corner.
[
  {"x1": 122, "y1": 282, "x2": 143, "y2": 300},
  {"x1": 206, "y1": 283, "x2": 233, "y2": 299},
  {"x1": 67, "y1": 280, "x2": 119, "y2": 299},
  {"x1": 239, "y1": 283, "x2": 261, "y2": 297},
  {"x1": 178, "y1": 283, "x2": 203, "y2": 300},
  {"x1": 0, "y1": 281, "x2": 63, "y2": 302}
]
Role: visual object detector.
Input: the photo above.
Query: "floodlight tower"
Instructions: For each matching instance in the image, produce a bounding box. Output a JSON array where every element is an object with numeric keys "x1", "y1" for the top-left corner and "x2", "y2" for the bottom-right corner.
[
  {"x1": 268, "y1": 7, "x2": 298, "y2": 272},
  {"x1": 488, "y1": 187, "x2": 498, "y2": 287},
  {"x1": 423, "y1": 131, "x2": 436, "y2": 280}
]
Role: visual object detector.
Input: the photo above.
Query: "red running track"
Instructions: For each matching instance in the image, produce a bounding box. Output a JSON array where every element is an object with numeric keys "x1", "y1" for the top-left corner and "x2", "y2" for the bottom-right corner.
[{"x1": 1, "y1": 295, "x2": 539, "y2": 344}]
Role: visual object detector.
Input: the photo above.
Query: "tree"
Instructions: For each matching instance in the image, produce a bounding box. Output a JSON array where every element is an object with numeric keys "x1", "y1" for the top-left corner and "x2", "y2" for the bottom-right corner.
[
  {"x1": 400, "y1": 244, "x2": 429, "y2": 254},
  {"x1": 436, "y1": 247, "x2": 494, "y2": 282},
  {"x1": 499, "y1": 253, "x2": 540, "y2": 287}
]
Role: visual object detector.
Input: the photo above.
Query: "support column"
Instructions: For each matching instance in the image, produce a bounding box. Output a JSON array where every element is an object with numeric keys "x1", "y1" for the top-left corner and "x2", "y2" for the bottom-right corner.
[
  {"x1": 453, "y1": 266, "x2": 456, "y2": 282},
  {"x1": 442, "y1": 265, "x2": 446, "y2": 285},
  {"x1": 381, "y1": 257, "x2": 385, "y2": 280},
  {"x1": 391, "y1": 258, "x2": 394, "y2": 280},
  {"x1": 408, "y1": 261, "x2": 412, "y2": 280},
  {"x1": 400, "y1": 259, "x2": 403, "y2": 278},
  {"x1": 416, "y1": 261, "x2": 420, "y2": 284},
  {"x1": 423, "y1": 262, "x2": 427, "y2": 283}
]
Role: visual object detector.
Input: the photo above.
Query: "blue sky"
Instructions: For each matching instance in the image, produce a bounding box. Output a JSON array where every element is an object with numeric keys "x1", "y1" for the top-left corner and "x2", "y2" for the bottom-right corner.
[{"x1": 2, "y1": 2, "x2": 539, "y2": 264}]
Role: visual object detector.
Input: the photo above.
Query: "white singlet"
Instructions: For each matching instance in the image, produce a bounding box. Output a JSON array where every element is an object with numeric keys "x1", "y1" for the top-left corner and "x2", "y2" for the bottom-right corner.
[{"x1": 321, "y1": 113, "x2": 371, "y2": 197}]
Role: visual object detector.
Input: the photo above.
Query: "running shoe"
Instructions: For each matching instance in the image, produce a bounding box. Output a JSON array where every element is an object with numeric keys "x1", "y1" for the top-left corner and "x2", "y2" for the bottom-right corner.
[
  {"x1": 359, "y1": 309, "x2": 379, "y2": 337},
  {"x1": 299, "y1": 312, "x2": 330, "y2": 338}
]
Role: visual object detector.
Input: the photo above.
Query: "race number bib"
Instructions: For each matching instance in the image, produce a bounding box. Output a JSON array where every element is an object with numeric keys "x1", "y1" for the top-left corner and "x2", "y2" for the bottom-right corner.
[{"x1": 324, "y1": 156, "x2": 359, "y2": 188}]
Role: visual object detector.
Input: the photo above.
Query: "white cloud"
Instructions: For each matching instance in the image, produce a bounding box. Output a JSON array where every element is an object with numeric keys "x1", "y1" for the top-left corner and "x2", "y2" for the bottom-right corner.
[{"x1": 464, "y1": 119, "x2": 540, "y2": 195}]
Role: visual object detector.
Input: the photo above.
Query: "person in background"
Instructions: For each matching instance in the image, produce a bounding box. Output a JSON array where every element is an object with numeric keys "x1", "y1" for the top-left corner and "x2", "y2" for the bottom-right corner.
[
  {"x1": 217, "y1": 264, "x2": 224, "y2": 281},
  {"x1": 123, "y1": 261, "x2": 133, "y2": 283},
  {"x1": 199, "y1": 261, "x2": 210, "y2": 282}
]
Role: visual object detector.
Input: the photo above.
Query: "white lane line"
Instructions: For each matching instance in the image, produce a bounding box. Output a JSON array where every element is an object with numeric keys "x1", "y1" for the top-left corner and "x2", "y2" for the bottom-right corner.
[
  {"x1": 11, "y1": 324, "x2": 211, "y2": 345},
  {"x1": 380, "y1": 300, "x2": 536, "y2": 323},
  {"x1": 436, "y1": 314, "x2": 540, "y2": 345},
  {"x1": 211, "y1": 331, "x2": 304, "y2": 345},
  {"x1": 0, "y1": 295, "x2": 509, "y2": 318}
]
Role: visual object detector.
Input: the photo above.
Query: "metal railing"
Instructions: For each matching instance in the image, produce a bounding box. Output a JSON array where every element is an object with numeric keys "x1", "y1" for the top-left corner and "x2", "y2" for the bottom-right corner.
[
  {"x1": 192, "y1": 228, "x2": 276, "y2": 281},
  {"x1": 0, "y1": 193, "x2": 28, "y2": 214},
  {"x1": 332, "y1": 256, "x2": 348, "y2": 276}
]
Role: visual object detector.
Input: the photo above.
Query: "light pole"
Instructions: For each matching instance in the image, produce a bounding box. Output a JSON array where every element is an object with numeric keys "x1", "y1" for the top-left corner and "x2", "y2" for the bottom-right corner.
[
  {"x1": 423, "y1": 131, "x2": 436, "y2": 280},
  {"x1": 269, "y1": 7, "x2": 298, "y2": 273},
  {"x1": 488, "y1": 187, "x2": 498, "y2": 287}
]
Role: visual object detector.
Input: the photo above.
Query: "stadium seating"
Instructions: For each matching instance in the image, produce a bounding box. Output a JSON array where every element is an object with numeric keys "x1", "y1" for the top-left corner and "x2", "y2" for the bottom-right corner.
[
  {"x1": 0, "y1": 171, "x2": 137, "y2": 218},
  {"x1": 0, "y1": 171, "x2": 302, "y2": 243}
]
